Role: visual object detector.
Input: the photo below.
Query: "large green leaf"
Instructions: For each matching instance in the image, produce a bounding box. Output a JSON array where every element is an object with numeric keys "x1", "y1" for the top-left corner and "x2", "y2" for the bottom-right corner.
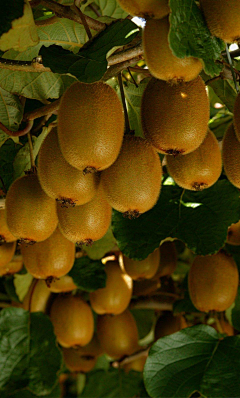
[
  {"x1": 169, "y1": 0, "x2": 224, "y2": 76},
  {"x1": 0, "y1": 87, "x2": 24, "y2": 146},
  {"x1": 0, "y1": 0, "x2": 24, "y2": 37},
  {"x1": 0, "y1": 138, "x2": 21, "y2": 192},
  {"x1": 94, "y1": 0, "x2": 128, "y2": 18},
  {"x1": 81, "y1": 369, "x2": 143, "y2": 397},
  {"x1": 0, "y1": 17, "x2": 87, "y2": 100},
  {"x1": 0, "y1": 308, "x2": 62, "y2": 396},
  {"x1": 40, "y1": 20, "x2": 139, "y2": 82},
  {"x1": 83, "y1": 227, "x2": 116, "y2": 260},
  {"x1": 229, "y1": 287, "x2": 240, "y2": 332},
  {"x1": 68, "y1": 256, "x2": 107, "y2": 292},
  {"x1": 144, "y1": 325, "x2": 240, "y2": 398},
  {"x1": 131, "y1": 309, "x2": 155, "y2": 340},
  {"x1": 207, "y1": 78, "x2": 237, "y2": 113},
  {"x1": 112, "y1": 180, "x2": 240, "y2": 259}
]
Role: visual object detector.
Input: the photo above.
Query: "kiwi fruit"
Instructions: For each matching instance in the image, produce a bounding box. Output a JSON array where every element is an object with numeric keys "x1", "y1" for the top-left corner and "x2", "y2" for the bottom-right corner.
[
  {"x1": 89, "y1": 260, "x2": 132, "y2": 315},
  {"x1": 47, "y1": 275, "x2": 77, "y2": 293},
  {"x1": 0, "y1": 241, "x2": 16, "y2": 268},
  {"x1": 50, "y1": 294, "x2": 94, "y2": 348},
  {"x1": 154, "y1": 241, "x2": 177, "y2": 278},
  {"x1": 123, "y1": 353, "x2": 148, "y2": 373},
  {"x1": 188, "y1": 251, "x2": 239, "y2": 312},
  {"x1": 0, "y1": 254, "x2": 22, "y2": 276},
  {"x1": 117, "y1": 0, "x2": 170, "y2": 19},
  {"x1": 57, "y1": 82, "x2": 124, "y2": 173},
  {"x1": 0, "y1": 208, "x2": 16, "y2": 243},
  {"x1": 57, "y1": 184, "x2": 112, "y2": 245},
  {"x1": 143, "y1": 17, "x2": 203, "y2": 83},
  {"x1": 22, "y1": 279, "x2": 52, "y2": 313},
  {"x1": 155, "y1": 311, "x2": 187, "y2": 340},
  {"x1": 5, "y1": 174, "x2": 58, "y2": 243},
  {"x1": 227, "y1": 220, "x2": 240, "y2": 246},
  {"x1": 21, "y1": 226, "x2": 75, "y2": 280},
  {"x1": 222, "y1": 123, "x2": 240, "y2": 188},
  {"x1": 141, "y1": 76, "x2": 209, "y2": 156},
  {"x1": 97, "y1": 309, "x2": 139, "y2": 358},
  {"x1": 38, "y1": 128, "x2": 100, "y2": 207},
  {"x1": 62, "y1": 334, "x2": 103, "y2": 373},
  {"x1": 200, "y1": 0, "x2": 240, "y2": 43},
  {"x1": 119, "y1": 249, "x2": 160, "y2": 280},
  {"x1": 101, "y1": 136, "x2": 162, "y2": 218},
  {"x1": 166, "y1": 130, "x2": 222, "y2": 191}
]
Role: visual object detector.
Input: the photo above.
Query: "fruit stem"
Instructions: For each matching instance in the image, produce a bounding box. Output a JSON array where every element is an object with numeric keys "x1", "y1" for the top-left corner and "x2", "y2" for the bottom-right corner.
[
  {"x1": 112, "y1": 347, "x2": 149, "y2": 368},
  {"x1": 130, "y1": 298, "x2": 173, "y2": 311},
  {"x1": 214, "y1": 315, "x2": 224, "y2": 335},
  {"x1": 72, "y1": 0, "x2": 92, "y2": 40},
  {"x1": 118, "y1": 72, "x2": 132, "y2": 135},
  {"x1": 225, "y1": 44, "x2": 239, "y2": 93},
  {"x1": 27, "y1": 132, "x2": 36, "y2": 171}
]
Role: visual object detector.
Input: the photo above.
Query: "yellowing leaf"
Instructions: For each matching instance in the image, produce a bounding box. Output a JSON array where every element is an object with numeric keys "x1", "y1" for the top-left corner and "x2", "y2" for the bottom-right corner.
[{"x1": 0, "y1": 0, "x2": 38, "y2": 52}]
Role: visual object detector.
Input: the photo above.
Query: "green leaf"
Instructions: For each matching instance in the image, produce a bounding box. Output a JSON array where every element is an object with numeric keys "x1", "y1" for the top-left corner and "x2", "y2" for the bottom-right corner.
[
  {"x1": 0, "y1": 0, "x2": 24, "y2": 37},
  {"x1": 209, "y1": 114, "x2": 233, "y2": 141},
  {"x1": 124, "y1": 79, "x2": 150, "y2": 137},
  {"x1": 207, "y1": 78, "x2": 237, "y2": 112},
  {"x1": 169, "y1": 0, "x2": 225, "y2": 76},
  {"x1": 40, "y1": 20, "x2": 139, "y2": 82},
  {"x1": 144, "y1": 325, "x2": 240, "y2": 398},
  {"x1": 83, "y1": 227, "x2": 116, "y2": 260},
  {"x1": 6, "y1": 383, "x2": 61, "y2": 398},
  {"x1": 81, "y1": 369, "x2": 143, "y2": 398},
  {"x1": 94, "y1": 0, "x2": 128, "y2": 18},
  {"x1": 131, "y1": 309, "x2": 155, "y2": 340},
  {"x1": 0, "y1": 138, "x2": 21, "y2": 191},
  {"x1": 173, "y1": 275, "x2": 199, "y2": 314},
  {"x1": 0, "y1": 87, "x2": 24, "y2": 146},
  {"x1": 0, "y1": 308, "x2": 62, "y2": 395},
  {"x1": 0, "y1": 0, "x2": 38, "y2": 52},
  {"x1": 13, "y1": 272, "x2": 33, "y2": 302},
  {"x1": 3, "y1": 276, "x2": 21, "y2": 303},
  {"x1": 68, "y1": 256, "x2": 107, "y2": 292},
  {"x1": 112, "y1": 180, "x2": 240, "y2": 259}
]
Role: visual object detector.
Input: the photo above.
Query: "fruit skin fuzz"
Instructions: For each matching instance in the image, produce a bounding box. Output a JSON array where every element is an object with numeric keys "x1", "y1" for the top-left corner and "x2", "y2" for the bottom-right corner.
[
  {"x1": 57, "y1": 81, "x2": 125, "y2": 173},
  {"x1": 101, "y1": 135, "x2": 162, "y2": 217},
  {"x1": 222, "y1": 124, "x2": 240, "y2": 189},
  {"x1": 188, "y1": 251, "x2": 239, "y2": 312},
  {"x1": 116, "y1": 0, "x2": 170, "y2": 19},
  {"x1": 141, "y1": 76, "x2": 209, "y2": 156},
  {"x1": 166, "y1": 129, "x2": 222, "y2": 191},
  {"x1": 143, "y1": 16, "x2": 203, "y2": 83}
]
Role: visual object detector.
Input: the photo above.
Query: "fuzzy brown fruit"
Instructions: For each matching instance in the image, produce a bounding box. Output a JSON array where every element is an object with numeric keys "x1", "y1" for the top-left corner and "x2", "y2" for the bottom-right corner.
[
  {"x1": 233, "y1": 93, "x2": 240, "y2": 141},
  {"x1": 101, "y1": 136, "x2": 162, "y2": 217},
  {"x1": 227, "y1": 220, "x2": 240, "y2": 246},
  {"x1": 5, "y1": 174, "x2": 58, "y2": 243},
  {"x1": 89, "y1": 260, "x2": 132, "y2": 315},
  {"x1": 200, "y1": 0, "x2": 240, "y2": 43},
  {"x1": 117, "y1": 0, "x2": 169, "y2": 19},
  {"x1": 222, "y1": 124, "x2": 240, "y2": 189},
  {"x1": 57, "y1": 184, "x2": 112, "y2": 245},
  {"x1": 141, "y1": 76, "x2": 209, "y2": 156},
  {"x1": 154, "y1": 241, "x2": 177, "y2": 278},
  {"x1": 23, "y1": 279, "x2": 52, "y2": 313},
  {"x1": 0, "y1": 241, "x2": 16, "y2": 268},
  {"x1": 38, "y1": 128, "x2": 100, "y2": 207},
  {"x1": 119, "y1": 249, "x2": 160, "y2": 280},
  {"x1": 188, "y1": 252, "x2": 239, "y2": 312},
  {"x1": 143, "y1": 17, "x2": 203, "y2": 83},
  {"x1": 97, "y1": 310, "x2": 139, "y2": 358},
  {"x1": 50, "y1": 295, "x2": 94, "y2": 348},
  {"x1": 0, "y1": 209, "x2": 16, "y2": 243},
  {"x1": 155, "y1": 311, "x2": 187, "y2": 340},
  {"x1": 47, "y1": 275, "x2": 77, "y2": 293},
  {"x1": 21, "y1": 227, "x2": 75, "y2": 280},
  {"x1": 57, "y1": 81, "x2": 124, "y2": 173},
  {"x1": 166, "y1": 130, "x2": 222, "y2": 191},
  {"x1": 0, "y1": 254, "x2": 22, "y2": 276}
]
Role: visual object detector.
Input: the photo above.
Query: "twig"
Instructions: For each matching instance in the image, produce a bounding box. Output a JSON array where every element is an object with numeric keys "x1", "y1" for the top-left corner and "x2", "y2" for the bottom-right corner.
[
  {"x1": 40, "y1": 0, "x2": 106, "y2": 32},
  {"x1": 0, "y1": 176, "x2": 7, "y2": 195},
  {"x1": 0, "y1": 120, "x2": 34, "y2": 137},
  {"x1": 130, "y1": 299, "x2": 173, "y2": 311},
  {"x1": 72, "y1": 0, "x2": 92, "y2": 40},
  {"x1": 24, "y1": 99, "x2": 60, "y2": 121},
  {"x1": 107, "y1": 43, "x2": 143, "y2": 66},
  {"x1": 112, "y1": 348, "x2": 149, "y2": 368},
  {"x1": 103, "y1": 55, "x2": 143, "y2": 81},
  {"x1": 118, "y1": 73, "x2": 131, "y2": 134},
  {"x1": 89, "y1": 3, "x2": 101, "y2": 17},
  {"x1": 0, "y1": 302, "x2": 12, "y2": 308},
  {"x1": 35, "y1": 16, "x2": 59, "y2": 26},
  {"x1": 0, "y1": 57, "x2": 51, "y2": 73},
  {"x1": 127, "y1": 67, "x2": 138, "y2": 87}
]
